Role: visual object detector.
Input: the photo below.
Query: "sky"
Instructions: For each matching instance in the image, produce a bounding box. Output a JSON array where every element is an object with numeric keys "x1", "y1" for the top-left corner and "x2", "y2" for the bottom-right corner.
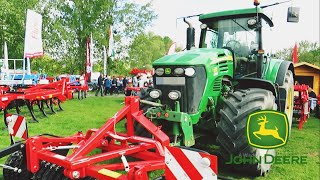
[{"x1": 134, "y1": 0, "x2": 319, "y2": 52}]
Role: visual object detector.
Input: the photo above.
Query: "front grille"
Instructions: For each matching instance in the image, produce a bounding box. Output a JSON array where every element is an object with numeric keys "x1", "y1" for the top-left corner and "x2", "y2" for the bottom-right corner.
[{"x1": 154, "y1": 66, "x2": 206, "y2": 114}]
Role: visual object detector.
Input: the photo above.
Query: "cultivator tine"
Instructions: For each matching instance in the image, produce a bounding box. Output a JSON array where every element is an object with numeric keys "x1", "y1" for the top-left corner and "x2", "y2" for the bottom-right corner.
[
  {"x1": 78, "y1": 91, "x2": 81, "y2": 100},
  {"x1": 38, "y1": 101, "x2": 48, "y2": 117},
  {"x1": 14, "y1": 101, "x2": 21, "y2": 114},
  {"x1": 46, "y1": 100, "x2": 50, "y2": 109},
  {"x1": 58, "y1": 100, "x2": 63, "y2": 111},
  {"x1": 49, "y1": 99, "x2": 56, "y2": 113},
  {"x1": 27, "y1": 102, "x2": 38, "y2": 123},
  {"x1": 2, "y1": 109, "x2": 8, "y2": 131}
]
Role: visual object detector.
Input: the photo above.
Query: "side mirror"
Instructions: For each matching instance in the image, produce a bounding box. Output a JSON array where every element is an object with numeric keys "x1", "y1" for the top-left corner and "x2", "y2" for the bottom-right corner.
[{"x1": 287, "y1": 7, "x2": 300, "y2": 23}]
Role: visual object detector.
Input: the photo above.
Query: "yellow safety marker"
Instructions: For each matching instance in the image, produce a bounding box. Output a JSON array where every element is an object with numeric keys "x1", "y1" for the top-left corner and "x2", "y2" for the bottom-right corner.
[{"x1": 98, "y1": 169, "x2": 122, "y2": 178}]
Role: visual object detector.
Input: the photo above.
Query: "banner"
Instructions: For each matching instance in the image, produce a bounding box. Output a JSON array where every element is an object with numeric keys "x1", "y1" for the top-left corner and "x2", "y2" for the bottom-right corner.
[{"x1": 24, "y1": 9, "x2": 43, "y2": 58}]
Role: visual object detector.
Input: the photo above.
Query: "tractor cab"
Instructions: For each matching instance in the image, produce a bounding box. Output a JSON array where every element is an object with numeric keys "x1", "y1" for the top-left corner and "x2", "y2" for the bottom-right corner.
[{"x1": 199, "y1": 8, "x2": 274, "y2": 78}]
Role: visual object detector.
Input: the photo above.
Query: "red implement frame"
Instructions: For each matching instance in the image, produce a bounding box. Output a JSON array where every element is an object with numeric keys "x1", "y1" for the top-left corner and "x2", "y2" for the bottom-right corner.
[
  {"x1": 25, "y1": 96, "x2": 170, "y2": 179},
  {"x1": 0, "y1": 79, "x2": 72, "y2": 110},
  {"x1": 67, "y1": 81, "x2": 89, "y2": 94},
  {"x1": 293, "y1": 84, "x2": 309, "y2": 129}
]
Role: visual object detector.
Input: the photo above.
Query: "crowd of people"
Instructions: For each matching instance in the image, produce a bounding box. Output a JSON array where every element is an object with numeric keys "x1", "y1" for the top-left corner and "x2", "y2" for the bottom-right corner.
[{"x1": 95, "y1": 74, "x2": 153, "y2": 96}]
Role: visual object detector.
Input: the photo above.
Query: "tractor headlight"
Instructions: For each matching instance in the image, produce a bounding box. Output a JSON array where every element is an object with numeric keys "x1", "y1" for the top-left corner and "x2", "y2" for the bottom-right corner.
[
  {"x1": 168, "y1": 91, "x2": 181, "y2": 100},
  {"x1": 174, "y1": 68, "x2": 184, "y2": 75},
  {"x1": 150, "y1": 89, "x2": 161, "y2": 99},
  {"x1": 155, "y1": 68, "x2": 164, "y2": 76},
  {"x1": 184, "y1": 68, "x2": 195, "y2": 77}
]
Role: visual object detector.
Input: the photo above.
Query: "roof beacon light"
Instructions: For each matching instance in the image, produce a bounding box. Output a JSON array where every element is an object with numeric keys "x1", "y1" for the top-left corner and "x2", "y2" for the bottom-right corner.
[{"x1": 254, "y1": 0, "x2": 260, "y2": 6}]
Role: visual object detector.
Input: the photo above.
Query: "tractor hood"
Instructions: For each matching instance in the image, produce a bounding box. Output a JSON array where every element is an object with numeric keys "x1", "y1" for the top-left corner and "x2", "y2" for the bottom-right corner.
[{"x1": 152, "y1": 48, "x2": 233, "y2": 66}]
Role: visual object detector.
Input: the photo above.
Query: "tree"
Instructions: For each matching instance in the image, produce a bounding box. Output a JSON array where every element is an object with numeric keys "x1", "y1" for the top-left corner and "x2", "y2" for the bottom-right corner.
[
  {"x1": 31, "y1": 55, "x2": 63, "y2": 76},
  {"x1": 275, "y1": 41, "x2": 320, "y2": 66},
  {"x1": 39, "y1": 0, "x2": 156, "y2": 74},
  {"x1": 128, "y1": 32, "x2": 173, "y2": 69}
]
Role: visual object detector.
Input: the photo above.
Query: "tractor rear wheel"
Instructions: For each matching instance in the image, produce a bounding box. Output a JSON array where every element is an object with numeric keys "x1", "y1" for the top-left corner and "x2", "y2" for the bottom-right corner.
[
  {"x1": 217, "y1": 88, "x2": 277, "y2": 176},
  {"x1": 3, "y1": 151, "x2": 33, "y2": 180},
  {"x1": 278, "y1": 70, "x2": 294, "y2": 133}
]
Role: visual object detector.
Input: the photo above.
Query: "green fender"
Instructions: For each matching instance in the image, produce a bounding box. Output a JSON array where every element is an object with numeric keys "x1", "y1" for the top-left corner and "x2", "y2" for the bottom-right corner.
[{"x1": 263, "y1": 59, "x2": 295, "y2": 84}]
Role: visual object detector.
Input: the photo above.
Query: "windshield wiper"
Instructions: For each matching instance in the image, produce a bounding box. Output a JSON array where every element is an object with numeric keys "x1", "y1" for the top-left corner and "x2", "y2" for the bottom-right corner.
[{"x1": 208, "y1": 29, "x2": 218, "y2": 34}]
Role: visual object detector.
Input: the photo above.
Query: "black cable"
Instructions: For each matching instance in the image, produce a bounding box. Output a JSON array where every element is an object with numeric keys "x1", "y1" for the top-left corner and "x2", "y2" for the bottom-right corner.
[{"x1": 261, "y1": 0, "x2": 292, "y2": 9}]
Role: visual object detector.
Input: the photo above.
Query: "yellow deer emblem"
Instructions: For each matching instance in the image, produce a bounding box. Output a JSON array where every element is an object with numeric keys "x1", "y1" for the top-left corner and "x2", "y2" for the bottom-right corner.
[{"x1": 253, "y1": 115, "x2": 285, "y2": 143}]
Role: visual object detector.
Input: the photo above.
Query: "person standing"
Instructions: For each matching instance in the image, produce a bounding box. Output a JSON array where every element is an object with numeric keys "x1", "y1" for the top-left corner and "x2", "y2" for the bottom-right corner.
[
  {"x1": 79, "y1": 73, "x2": 86, "y2": 99},
  {"x1": 133, "y1": 75, "x2": 138, "y2": 87},
  {"x1": 138, "y1": 76, "x2": 144, "y2": 88},
  {"x1": 95, "y1": 74, "x2": 104, "y2": 96},
  {"x1": 122, "y1": 77, "x2": 127, "y2": 94},
  {"x1": 110, "y1": 76, "x2": 117, "y2": 95},
  {"x1": 147, "y1": 76, "x2": 153, "y2": 87},
  {"x1": 115, "y1": 77, "x2": 120, "y2": 95},
  {"x1": 308, "y1": 87, "x2": 317, "y2": 113},
  {"x1": 118, "y1": 77, "x2": 124, "y2": 93},
  {"x1": 104, "y1": 76, "x2": 111, "y2": 95}
]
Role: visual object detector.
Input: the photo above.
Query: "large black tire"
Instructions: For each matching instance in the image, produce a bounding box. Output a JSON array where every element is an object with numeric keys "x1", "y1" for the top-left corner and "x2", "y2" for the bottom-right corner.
[
  {"x1": 278, "y1": 70, "x2": 294, "y2": 133},
  {"x1": 3, "y1": 151, "x2": 33, "y2": 180},
  {"x1": 217, "y1": 88, "x2": 277, "y2": 176}
]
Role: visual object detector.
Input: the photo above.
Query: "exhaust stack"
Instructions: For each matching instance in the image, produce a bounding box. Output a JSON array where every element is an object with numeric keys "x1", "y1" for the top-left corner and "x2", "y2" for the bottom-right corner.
[{"x1": 184, "y1": 18, "x2": 195, "y2": 50}]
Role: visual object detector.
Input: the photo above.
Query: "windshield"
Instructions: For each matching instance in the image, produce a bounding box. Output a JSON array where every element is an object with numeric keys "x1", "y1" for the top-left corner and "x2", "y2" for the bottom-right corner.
[
  {"x1": 203, "y1": 17, "x2": 258, "y2": 57},
  {"x1": 201, "y1": 17, "x2": 262, "y2": 78}
]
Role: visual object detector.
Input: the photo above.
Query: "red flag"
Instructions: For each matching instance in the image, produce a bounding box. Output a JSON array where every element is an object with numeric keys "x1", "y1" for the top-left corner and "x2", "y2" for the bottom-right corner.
[{"x1": 292, "y1": 43, "x2": 298, "y2": 64}]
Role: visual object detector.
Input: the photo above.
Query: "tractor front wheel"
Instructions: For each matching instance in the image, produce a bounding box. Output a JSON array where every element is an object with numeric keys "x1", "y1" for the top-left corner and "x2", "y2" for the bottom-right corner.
[{"x1": 217, "y1": 88, "x2": 277, "y2": 176}]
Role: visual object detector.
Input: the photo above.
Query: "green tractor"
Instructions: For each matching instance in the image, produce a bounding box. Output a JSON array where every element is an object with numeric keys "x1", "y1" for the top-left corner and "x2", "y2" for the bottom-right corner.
[{"x1": 140, "y1": 3, "x2": 297, "y2": 176}]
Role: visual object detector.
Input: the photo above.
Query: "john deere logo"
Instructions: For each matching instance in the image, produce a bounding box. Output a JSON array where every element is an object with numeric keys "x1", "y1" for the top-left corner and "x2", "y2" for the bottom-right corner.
[
  {"x1": 246, "y1": 110, "x2": 289, "y2": 149},
  {"x1": 165, "y1": 68, "x2": 171, "y2": 74}
]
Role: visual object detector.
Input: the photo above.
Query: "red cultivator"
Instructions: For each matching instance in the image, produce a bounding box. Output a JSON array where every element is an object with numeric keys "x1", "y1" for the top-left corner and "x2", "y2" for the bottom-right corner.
[
  {"x1": 0, "y1": 79, "x2": 73, "y2": 123},
  {"x1": 0, "y1": 79, "x2": 74, "y2": 147},
  {"x1": 25, "y1": 96, "x2": 169, "y2": 179},
  {"x1": 67, "y1": 81, "x2": 89, "y2": 100},
  {"x1": 293, "y1": 85, "x2": 310, "y2": 129}
]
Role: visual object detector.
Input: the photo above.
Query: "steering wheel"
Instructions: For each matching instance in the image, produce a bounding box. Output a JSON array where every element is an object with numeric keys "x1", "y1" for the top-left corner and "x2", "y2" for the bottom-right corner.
[{"x1": 226, "y1": 40, "x2": 241, "y2": 54}]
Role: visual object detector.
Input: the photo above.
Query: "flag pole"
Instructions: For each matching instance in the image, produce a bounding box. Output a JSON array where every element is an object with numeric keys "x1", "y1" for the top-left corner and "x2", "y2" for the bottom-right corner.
[
  {"x1": 103, "y1": 46, "x2": 107, "y2": 76},
  {"x1": 90, "y1": 33, "x2": 94, "y2": 71}
]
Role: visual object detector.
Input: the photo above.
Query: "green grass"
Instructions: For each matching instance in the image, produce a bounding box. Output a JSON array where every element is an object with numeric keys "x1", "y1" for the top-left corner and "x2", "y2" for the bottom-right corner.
[{"x1": 0, "y1": 95, "x2": 319, "y2": 179}]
